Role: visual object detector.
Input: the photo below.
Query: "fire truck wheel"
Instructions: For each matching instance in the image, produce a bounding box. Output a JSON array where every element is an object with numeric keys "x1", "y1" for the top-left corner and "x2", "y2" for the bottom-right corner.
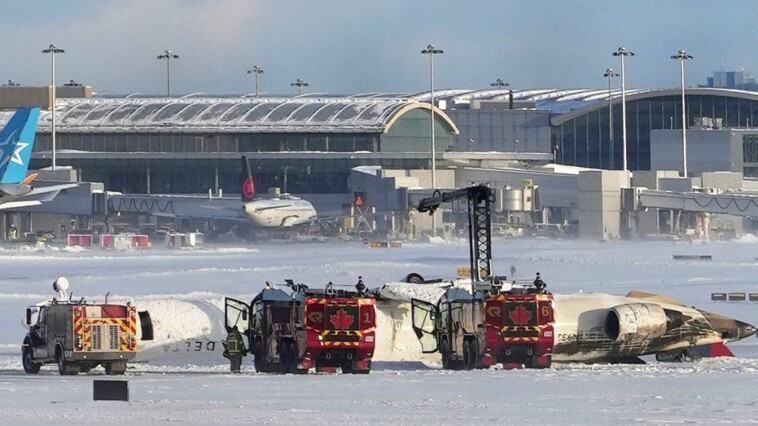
[
  {"x1": 286, "y1": 342, "x2": 298, "y2": 373},
  {"x1": 524, "y1": 355, "x2": 552, "y2": 369},
  {"x1": 105, "y1": 361, "x2": 127, "y2": 375},
  {"x1": 349, "y1": 361, "x2": 371, "y2": 375},
  {"x1": 463, "y1": 340, "x2": 478, "y2": 370},
  {"x1": 440, "y1": 340, "x2": 452, "y2": 370},
  {"x1": 56, "y1": 350, "x2": 78, "y2": 376},
  {"x1": 279, "y1": 341, "x2": 297, "y2": 374},
  {"x1": 22, "y1": 347, "x2": 40, "y2": 374},
  {"x1": 253, "y1": 341, "x2": 264, "y2": 372}
]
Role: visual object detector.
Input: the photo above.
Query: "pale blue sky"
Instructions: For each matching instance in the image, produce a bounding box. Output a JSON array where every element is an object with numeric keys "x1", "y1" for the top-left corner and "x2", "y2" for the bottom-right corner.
[{"x1": 1, "y1": 1, "x2": 756, "y2": 95}]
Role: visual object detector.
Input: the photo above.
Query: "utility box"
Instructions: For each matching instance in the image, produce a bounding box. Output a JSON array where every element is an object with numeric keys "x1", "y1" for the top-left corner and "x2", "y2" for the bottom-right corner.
[{"x1": 93, "y1": 380, "x2": 129, "y2": 401}]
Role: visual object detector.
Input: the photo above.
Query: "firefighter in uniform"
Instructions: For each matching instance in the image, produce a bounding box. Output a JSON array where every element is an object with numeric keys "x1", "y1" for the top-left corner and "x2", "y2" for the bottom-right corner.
[
  {"x1": 533, "y1": 272, "x2": 547, "y2": 293},
  {"x1": 223, "y1": 326, "x2": 246, "y2": 373}
]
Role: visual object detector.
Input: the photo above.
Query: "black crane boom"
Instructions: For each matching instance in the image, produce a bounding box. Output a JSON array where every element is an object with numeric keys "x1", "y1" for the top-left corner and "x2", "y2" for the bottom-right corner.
[{"x1": 417, "y1": 185, "x2": 495, "y2": 282}]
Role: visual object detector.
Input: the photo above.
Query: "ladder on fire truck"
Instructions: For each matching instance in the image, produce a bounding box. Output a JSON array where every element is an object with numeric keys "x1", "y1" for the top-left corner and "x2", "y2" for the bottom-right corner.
[{"x1": 417, "y1": 184, "x2": 496, "y2": 283}]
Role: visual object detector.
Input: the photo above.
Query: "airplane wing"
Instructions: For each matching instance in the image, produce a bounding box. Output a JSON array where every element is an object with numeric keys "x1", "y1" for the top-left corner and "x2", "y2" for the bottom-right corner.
[
  {"x1": 28, "y1": 183, "x2": 78, "y2": 196},
  {"x1": 625, "y1": 290, "x2": 688, "y2": 307}
]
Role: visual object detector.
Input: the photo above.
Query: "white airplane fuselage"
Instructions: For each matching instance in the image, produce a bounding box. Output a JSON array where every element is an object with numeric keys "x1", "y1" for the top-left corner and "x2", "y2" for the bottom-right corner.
[{"x1": 242, "y1": 194, "x2": 317, "y2": 228}]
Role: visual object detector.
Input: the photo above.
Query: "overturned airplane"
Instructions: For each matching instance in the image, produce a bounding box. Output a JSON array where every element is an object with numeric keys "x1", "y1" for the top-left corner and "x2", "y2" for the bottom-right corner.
[{"x1": 379, "y1": 279, "x2": 756, "y2": 365}]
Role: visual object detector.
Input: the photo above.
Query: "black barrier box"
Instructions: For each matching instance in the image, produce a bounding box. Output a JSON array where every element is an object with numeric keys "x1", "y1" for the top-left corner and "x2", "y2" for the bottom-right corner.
[
  {"x1": 672, "y1": 255, "x2": 712, "y2": 261},
  {"x1": 728, "y1": 292, "x2": 747, "y2": 301},
  {"x1": 711, "y1": 293, "x2": 727, "y2": 301},
  {"x1": 750, "y1": 293, "x2": 758, "y2": 302},
  {"x1": 93, "y1": 380, "x2": 129, "y2": 401}
]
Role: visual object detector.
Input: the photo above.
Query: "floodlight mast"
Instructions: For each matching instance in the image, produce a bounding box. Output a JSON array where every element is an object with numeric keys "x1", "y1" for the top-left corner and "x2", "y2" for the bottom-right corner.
[
  {"x1": 42, "y1": 44, "x2": 65, "y2": 171},
  {"x1": 247, "y1": 65, "x2": 264, "y2": 97},
  {"x1": 671, "y1": 50, "x2": 693, "y2": 177},
  {"x1": 157, "y1": 49, "x2": 180, "y2": 97},
  {"x1": 290, "y1": 78, "x2": 309, "y2": 95},
  {"x1": 421, "y1": 44, "x2": 444, "y2": 237},
  {"x1": 603, "y1": 68, "x2": 619, "y2": 169},
  {"x1": 612, "y1": 47, "x2": 634, "y2": 171}
]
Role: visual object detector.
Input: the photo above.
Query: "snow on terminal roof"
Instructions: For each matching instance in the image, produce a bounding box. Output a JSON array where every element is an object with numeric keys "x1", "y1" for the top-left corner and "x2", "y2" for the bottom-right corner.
[{"x1": 40, "y1": 96, "x2": 435, "y2": 134}]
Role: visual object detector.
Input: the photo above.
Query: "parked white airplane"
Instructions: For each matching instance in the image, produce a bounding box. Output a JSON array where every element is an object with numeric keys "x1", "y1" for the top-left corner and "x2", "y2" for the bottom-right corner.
[
  {"x1": 0, "y1": 107, "x2": 76, "y2": 210},
  {"x1": 239, "y1": 156, "x2": 317, "y2": 228}
]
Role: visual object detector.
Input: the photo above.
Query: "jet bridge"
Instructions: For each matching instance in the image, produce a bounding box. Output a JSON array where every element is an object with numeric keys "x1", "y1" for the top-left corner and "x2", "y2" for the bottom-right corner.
[
  {"x1": 102, "y1": 193, "x2": 244, "y2": 221},
  {"x1": 636, "y1": 189, "x2": 758, "y2": 217}
]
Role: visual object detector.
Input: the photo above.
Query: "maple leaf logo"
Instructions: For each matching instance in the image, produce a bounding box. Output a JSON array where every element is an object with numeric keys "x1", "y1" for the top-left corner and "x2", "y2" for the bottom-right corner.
[
  {"x1": 330, "y1": 309, "x2": 354, "y2": 329},
  {"x1": 509, "y1": 305, "x2": 533, "y2": 325}
]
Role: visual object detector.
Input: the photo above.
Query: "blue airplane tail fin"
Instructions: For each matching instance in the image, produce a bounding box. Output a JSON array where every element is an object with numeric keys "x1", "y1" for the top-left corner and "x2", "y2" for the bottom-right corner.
[{"x1": 0, "y1": 107, "x2": 40, "y2": 184}]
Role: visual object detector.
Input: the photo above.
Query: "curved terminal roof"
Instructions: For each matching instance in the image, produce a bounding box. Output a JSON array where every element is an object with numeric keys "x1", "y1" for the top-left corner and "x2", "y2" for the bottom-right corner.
[
  {"x1": 549, "y1": 87, "x2": 758, "y2": 125},
  {"x1": 410, "y1": 88, "x2": 652, "y2": 113},
  {"x1": 34, "y1": 97, "x2": 459, "y2": 134},
  {"x1": 7, "y1": 87, "x2": 757, "y2": 133},
  {"x1": 414, "y1": 87, "x2": 758, "y2": 118}
]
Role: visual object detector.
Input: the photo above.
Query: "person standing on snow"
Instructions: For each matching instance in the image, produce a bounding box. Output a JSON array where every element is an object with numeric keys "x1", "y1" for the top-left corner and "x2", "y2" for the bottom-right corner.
[{"x1": 223, "y1": 326, "x2": 246, "y2": 373}]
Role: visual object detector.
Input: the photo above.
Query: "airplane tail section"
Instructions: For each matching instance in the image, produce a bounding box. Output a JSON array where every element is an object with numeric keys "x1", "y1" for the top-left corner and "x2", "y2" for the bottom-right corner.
[
  {"x1": 241, "y1": 155, "x2": 255, "y2": 201},
  {"x1": 0, "y1": 107, "x2": 40, "y2": 184}
]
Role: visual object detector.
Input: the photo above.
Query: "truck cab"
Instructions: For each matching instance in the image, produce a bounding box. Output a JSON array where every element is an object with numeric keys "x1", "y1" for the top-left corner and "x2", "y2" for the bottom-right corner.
[{"x1": 225, "y1": 281, "x2": 376, "y2": 374}]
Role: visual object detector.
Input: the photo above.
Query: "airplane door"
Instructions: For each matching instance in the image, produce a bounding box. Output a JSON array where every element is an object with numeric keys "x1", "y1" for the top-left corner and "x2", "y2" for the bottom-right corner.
[
  {"x1": 411, "y1": 299, "x2": 439, "y2": 353},
  {"x1": 224, "y1": 297, "x2": 251, "y2": 334}
]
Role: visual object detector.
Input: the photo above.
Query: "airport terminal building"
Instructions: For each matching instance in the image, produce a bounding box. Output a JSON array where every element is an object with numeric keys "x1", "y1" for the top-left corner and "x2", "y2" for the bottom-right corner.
[
  {"x1": 5, "y1": 86, "x2": 758, "y2": 197},
  {"x1": 24, "y1": 96, "x2": 459, "y2": 196},
  {"x1": 6, "y1": 85, "x2": 758, "y2": 240}
]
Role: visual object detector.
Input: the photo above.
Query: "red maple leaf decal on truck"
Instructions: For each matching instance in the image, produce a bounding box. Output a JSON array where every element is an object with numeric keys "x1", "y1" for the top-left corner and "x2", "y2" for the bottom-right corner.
[
  {"x1": 330, "y1": 309, "x2": 354, "y2": 329},
  {"x1": 508, "y1": 305, "x2": 533, "y2": 325}
]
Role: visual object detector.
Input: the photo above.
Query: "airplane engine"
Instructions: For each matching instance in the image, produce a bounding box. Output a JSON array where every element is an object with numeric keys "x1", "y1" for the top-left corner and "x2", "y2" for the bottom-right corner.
[{"x1": 604, "y1": 303, "x2": 668, "y2": 343}]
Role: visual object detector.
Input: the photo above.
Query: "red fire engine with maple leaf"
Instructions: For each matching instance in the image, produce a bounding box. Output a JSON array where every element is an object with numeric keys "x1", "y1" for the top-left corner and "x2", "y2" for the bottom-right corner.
[
  {"x1": 482, "y1": 292, "x2": 555, "y2": 368},
  {"x1": 303, "y1": 294, "x2": 376, "y2": 373}
]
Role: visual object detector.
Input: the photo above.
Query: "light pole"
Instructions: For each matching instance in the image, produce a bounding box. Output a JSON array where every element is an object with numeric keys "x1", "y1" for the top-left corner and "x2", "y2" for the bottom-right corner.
[
  {"x1": 290, "y1": 78, "x2": 309, "y2": 95},
  {"x1": 490, "y1": 78, "x2": 509, "y2": 88},
  {"x1": 157, "y1": 49, "x2": 179, "y2": 97},
  {"x1": 42, "y1": 44, "x2": 65, "y2": 171},
  {"x1": 613, "y1": 47, "x2": 634, "y2": 171},
  {"x1": 421, "y1": 44, "x2": 443, "y2": 189},
  {"x1": 603, "y1": 68, "x2": 619, "y2": 169},
  {"x1": 671, "y1": 49, "x2": 693, "y2": 177},
  {"x1": 422, "y1": 44, "x2": 443, "y2": 237},
  {"x1": 247, "y1": 65, "x2": 264, "y2": 97}
]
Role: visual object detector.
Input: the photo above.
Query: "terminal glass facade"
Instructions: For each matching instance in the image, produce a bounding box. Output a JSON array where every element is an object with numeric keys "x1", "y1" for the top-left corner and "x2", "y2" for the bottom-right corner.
[{"x1": 553, "y1": 95, "x2": 758, "y2": 171}]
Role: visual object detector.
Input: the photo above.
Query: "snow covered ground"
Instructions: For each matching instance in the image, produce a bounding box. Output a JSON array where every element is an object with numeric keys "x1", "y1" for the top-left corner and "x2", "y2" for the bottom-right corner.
[{"x1": 1, "y1": 238, "x2": 757, "y2": 424}]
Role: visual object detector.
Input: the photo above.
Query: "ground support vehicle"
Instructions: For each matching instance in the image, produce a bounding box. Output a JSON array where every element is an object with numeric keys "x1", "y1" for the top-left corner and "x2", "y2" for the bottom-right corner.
[
  {"x1": 412, "y1": 287, "x2": 486, "y2": 370},
  {"x1": 225, "y1": 281, "x2": 376, "y2": 374},
  {"x1": 22, "y1": 285, "x2": 138, "y2": 375}
]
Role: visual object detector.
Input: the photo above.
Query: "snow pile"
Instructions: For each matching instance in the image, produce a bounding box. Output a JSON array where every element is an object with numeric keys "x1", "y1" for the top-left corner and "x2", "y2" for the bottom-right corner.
[
  {"x1": 374, "y1": 300, "x2": 435, "y2": 362},
  {"x1": 376, "y1": 282, "x2": 448, "y2": 304},
  {"x1": 733, "y1": 233, "x2": 758, "y2": 244}
]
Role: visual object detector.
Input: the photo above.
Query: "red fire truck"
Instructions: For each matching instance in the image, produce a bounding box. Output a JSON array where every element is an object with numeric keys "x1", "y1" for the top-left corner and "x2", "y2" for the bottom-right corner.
[
  {"x1": 481, "y1": 285, "x2": 555, "y2": 368},
  {"x1": 225, "y1": 280, "x2": 376, "y2": 374},
  {"x1": 411, "y1": 185, "x2": 555, "y2": 369}
]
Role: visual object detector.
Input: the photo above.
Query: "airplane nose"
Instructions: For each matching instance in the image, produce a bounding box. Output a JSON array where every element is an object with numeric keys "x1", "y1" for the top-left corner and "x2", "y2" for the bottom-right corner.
[
  {"x1": 243, "y1": 204, "x2": 255, "y2": 214},
  {"x1": 737, "y1": 320, "x2": 756, "y2": 340},
  {"x1": 700, "y1": 310, "x2": 756, "y2": 341}
]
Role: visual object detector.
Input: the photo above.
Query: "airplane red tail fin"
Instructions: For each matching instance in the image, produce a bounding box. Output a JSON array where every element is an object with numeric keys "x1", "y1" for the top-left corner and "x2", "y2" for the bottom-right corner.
[{"x1": 241, "y1": 156, "x2": 255, "y2": 201}]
